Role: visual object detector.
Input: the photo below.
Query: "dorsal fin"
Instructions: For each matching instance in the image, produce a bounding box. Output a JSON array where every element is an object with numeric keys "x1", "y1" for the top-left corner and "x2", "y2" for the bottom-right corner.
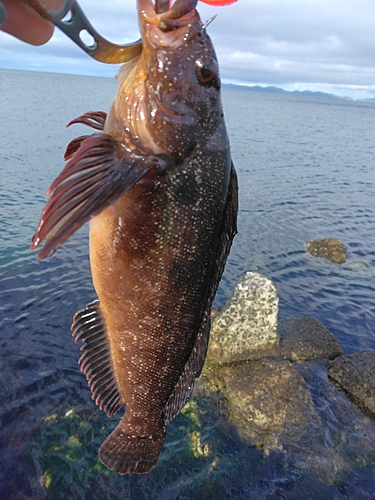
[
  {"x1": 164, "y1": 164, "x2": 238, "y2": 423},
  {"x1": 72, "y1": 300, "x2": 123, "y2": 418},
  {"x1": 164, "y1": 310, "x2": 210, "y2": 423}
]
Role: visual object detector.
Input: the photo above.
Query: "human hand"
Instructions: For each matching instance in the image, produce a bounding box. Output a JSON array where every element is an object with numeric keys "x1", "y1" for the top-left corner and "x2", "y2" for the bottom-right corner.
[{"x1": 0, "y1": 0, "x2": 54, "y2": 45}]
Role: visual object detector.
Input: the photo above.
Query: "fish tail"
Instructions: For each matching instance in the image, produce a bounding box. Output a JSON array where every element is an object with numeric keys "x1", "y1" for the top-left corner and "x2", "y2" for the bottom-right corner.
[{"x1": 98, "y1": 422, "x2": 166, "y2": 475}]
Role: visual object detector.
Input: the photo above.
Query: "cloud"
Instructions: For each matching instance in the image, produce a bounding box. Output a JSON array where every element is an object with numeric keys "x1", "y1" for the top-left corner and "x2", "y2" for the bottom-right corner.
[
  {"x1": 0, "y1": 0, "x2": 374, "y2": 98},
  {"x1": 200, "y1": 0, "x2": 375, "y2": 96}
]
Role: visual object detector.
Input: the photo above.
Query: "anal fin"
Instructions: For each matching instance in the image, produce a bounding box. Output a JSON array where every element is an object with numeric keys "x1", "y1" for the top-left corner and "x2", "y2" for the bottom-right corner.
[{"x1": 72, "y1": 300, "x2": 123, "y2": 418}]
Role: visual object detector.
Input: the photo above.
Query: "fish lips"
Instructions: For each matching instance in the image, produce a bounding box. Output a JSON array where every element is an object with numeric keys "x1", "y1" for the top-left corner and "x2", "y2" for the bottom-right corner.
[
  {"x1": 139, "y1": 0, "x2": 198, "y2": 22},
  {"x1": 138, "y1": 0, "x2": 200, "y2": 48}
]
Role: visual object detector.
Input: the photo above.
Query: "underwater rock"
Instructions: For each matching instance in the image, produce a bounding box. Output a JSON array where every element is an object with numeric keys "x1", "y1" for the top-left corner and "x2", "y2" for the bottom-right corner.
[
  {"x1": 207, "y1": 358, "x2": 319, "y2": 450},
  {"x1": 306, "y1": 238, "x2": 346, "y2": 264},
  {"x1": 207, "y1": 272, "x2": 279, "y2": 364},
  {"x1": 279, "y1": 317, "x2": 344, "y2": 362},
  {"x1": 328, "y1": 350, "x2": 375, "y2": 420}
]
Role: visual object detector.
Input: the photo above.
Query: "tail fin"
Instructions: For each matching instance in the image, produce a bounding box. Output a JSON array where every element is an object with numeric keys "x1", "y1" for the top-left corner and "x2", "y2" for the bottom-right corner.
[{"x1": 98, "y1": 422, "x2": 166, "y2": 475}]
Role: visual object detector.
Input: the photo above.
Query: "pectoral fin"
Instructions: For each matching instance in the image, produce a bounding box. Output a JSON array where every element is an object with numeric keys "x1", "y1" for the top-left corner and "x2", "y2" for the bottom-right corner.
[
  {"x1": 66, "y1": 111, "x2": 107, "y2": 131},
  {"x1": 31, "y1": 134, "x2": 166, "y2": 260},
  {"x1": 64, "y1": 111, "x2": 108, "y2": 160},
  {"x1": 64, "y1": 135, "x2": 90, "y2": 161}
]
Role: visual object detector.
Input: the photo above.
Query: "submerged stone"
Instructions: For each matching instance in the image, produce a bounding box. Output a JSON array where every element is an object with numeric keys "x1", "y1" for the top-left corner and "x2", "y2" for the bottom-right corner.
[
  {"x1": 279, "y1": 317, "x2": 343, "y2": 362},
  {"x1": 207, "y1": 272, "x2": 279, "y2": 364},
  {"x1": 306, "y1": 238, "x2": 346, "y2": 264},
  {"x1": 208, "y1": 358, "x2": 319, "y2": 450},
  {"x1": 328, "y1": 350, "x2": 375, "y2": 420}
]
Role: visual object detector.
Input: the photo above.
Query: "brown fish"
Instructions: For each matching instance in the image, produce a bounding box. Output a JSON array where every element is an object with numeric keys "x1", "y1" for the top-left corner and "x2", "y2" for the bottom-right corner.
[{"x1": 31, "y1": 0, "x2": 237, "y2": 475}]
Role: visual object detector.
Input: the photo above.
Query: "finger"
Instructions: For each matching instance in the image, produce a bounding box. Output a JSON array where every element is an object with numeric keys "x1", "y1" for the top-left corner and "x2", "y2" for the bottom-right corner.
[{"x1": 1, "y1": 0, "x2": 54, "y2": 45}]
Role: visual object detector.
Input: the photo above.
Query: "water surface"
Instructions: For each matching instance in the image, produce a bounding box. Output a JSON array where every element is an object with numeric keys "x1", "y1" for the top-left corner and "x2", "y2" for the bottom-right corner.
[{"x1": 1, "y1": 69, "x2": 374, "y2": 499}]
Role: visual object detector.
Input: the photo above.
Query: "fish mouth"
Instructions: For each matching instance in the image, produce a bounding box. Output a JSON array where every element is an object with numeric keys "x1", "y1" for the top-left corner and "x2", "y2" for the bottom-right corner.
[
  {"x1": 139, "y1": 0, "x2": 198, "y2": 21},
  {"x1": 138, "y1": 0, "x2": 200, "y2": 124},
  {"x1": 138, "y1": 0, "x2": 200, "y2": 46}
]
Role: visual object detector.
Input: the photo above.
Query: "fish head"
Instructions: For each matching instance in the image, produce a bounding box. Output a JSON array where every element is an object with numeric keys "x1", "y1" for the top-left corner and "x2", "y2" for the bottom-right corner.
[{"x1": 135, "y1": 0, "x2": 223, "y2": 159}]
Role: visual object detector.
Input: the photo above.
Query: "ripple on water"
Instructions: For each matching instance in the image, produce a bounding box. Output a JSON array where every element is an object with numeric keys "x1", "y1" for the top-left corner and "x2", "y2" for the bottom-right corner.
[{"x1": 1, "y1": 71, "x2": 375, "y2": 498}]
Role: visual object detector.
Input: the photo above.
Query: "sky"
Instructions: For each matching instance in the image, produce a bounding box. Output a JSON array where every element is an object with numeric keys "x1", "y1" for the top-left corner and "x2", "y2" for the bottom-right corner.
[{"x1": 1, "y1": 0, "x2": 374, "y2": 100}]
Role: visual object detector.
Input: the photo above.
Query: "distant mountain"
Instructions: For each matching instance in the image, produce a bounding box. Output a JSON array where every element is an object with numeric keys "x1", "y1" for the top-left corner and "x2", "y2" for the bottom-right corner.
[{"x1": 223, "y1": 84, "x2": 339, "y2": 100}]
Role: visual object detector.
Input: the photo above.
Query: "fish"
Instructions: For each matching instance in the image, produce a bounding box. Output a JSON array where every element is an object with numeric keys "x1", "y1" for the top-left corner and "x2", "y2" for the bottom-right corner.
[{"x1": 31, "y1": 0, "x2": 238, "y2": 475}]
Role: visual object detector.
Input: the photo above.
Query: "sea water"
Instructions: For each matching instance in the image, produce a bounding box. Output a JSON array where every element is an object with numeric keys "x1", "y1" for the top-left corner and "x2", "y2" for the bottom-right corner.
[{"x1": 1, "y1": 69, "x2": 374, "y2": 498}]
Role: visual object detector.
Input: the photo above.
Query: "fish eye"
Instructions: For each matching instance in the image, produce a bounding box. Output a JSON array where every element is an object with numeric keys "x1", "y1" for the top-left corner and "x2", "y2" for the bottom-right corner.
[{"x1": 195, "y1": 57, "x2": 219, "y2": 88}]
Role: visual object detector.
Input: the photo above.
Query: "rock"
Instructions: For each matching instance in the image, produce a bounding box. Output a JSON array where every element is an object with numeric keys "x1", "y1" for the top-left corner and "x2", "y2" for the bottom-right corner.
[
  {"x1": 207, "y1": 272, "x2": 279, "y2": 364},
  {"x1": 328, "y1": 350, "x2": 375, "y2": 420},
  {"x1": 279, "y1": 317, "x2": 343, "y2": 362},
  {"x1": 206, "y1": 358, "x2": 319, "y2": 450},
  {"x1": 306, "y1": 238, "x2": 346, "y2": 264}
]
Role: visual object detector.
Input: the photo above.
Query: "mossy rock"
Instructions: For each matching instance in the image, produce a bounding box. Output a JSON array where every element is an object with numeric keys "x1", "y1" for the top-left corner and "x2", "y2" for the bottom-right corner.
[
  {"x1": 306, "y1": 238, "x2": 346, "y2": 264},
  {"x1": 208, "y1": 358, "x2": 319, "y2": 450},
  {"x1": 279, "y1": 317, "x2": 343, "y2": 361},
  {"x1": 328, "y1": 350, "x2": 375, "y2": 419}
]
